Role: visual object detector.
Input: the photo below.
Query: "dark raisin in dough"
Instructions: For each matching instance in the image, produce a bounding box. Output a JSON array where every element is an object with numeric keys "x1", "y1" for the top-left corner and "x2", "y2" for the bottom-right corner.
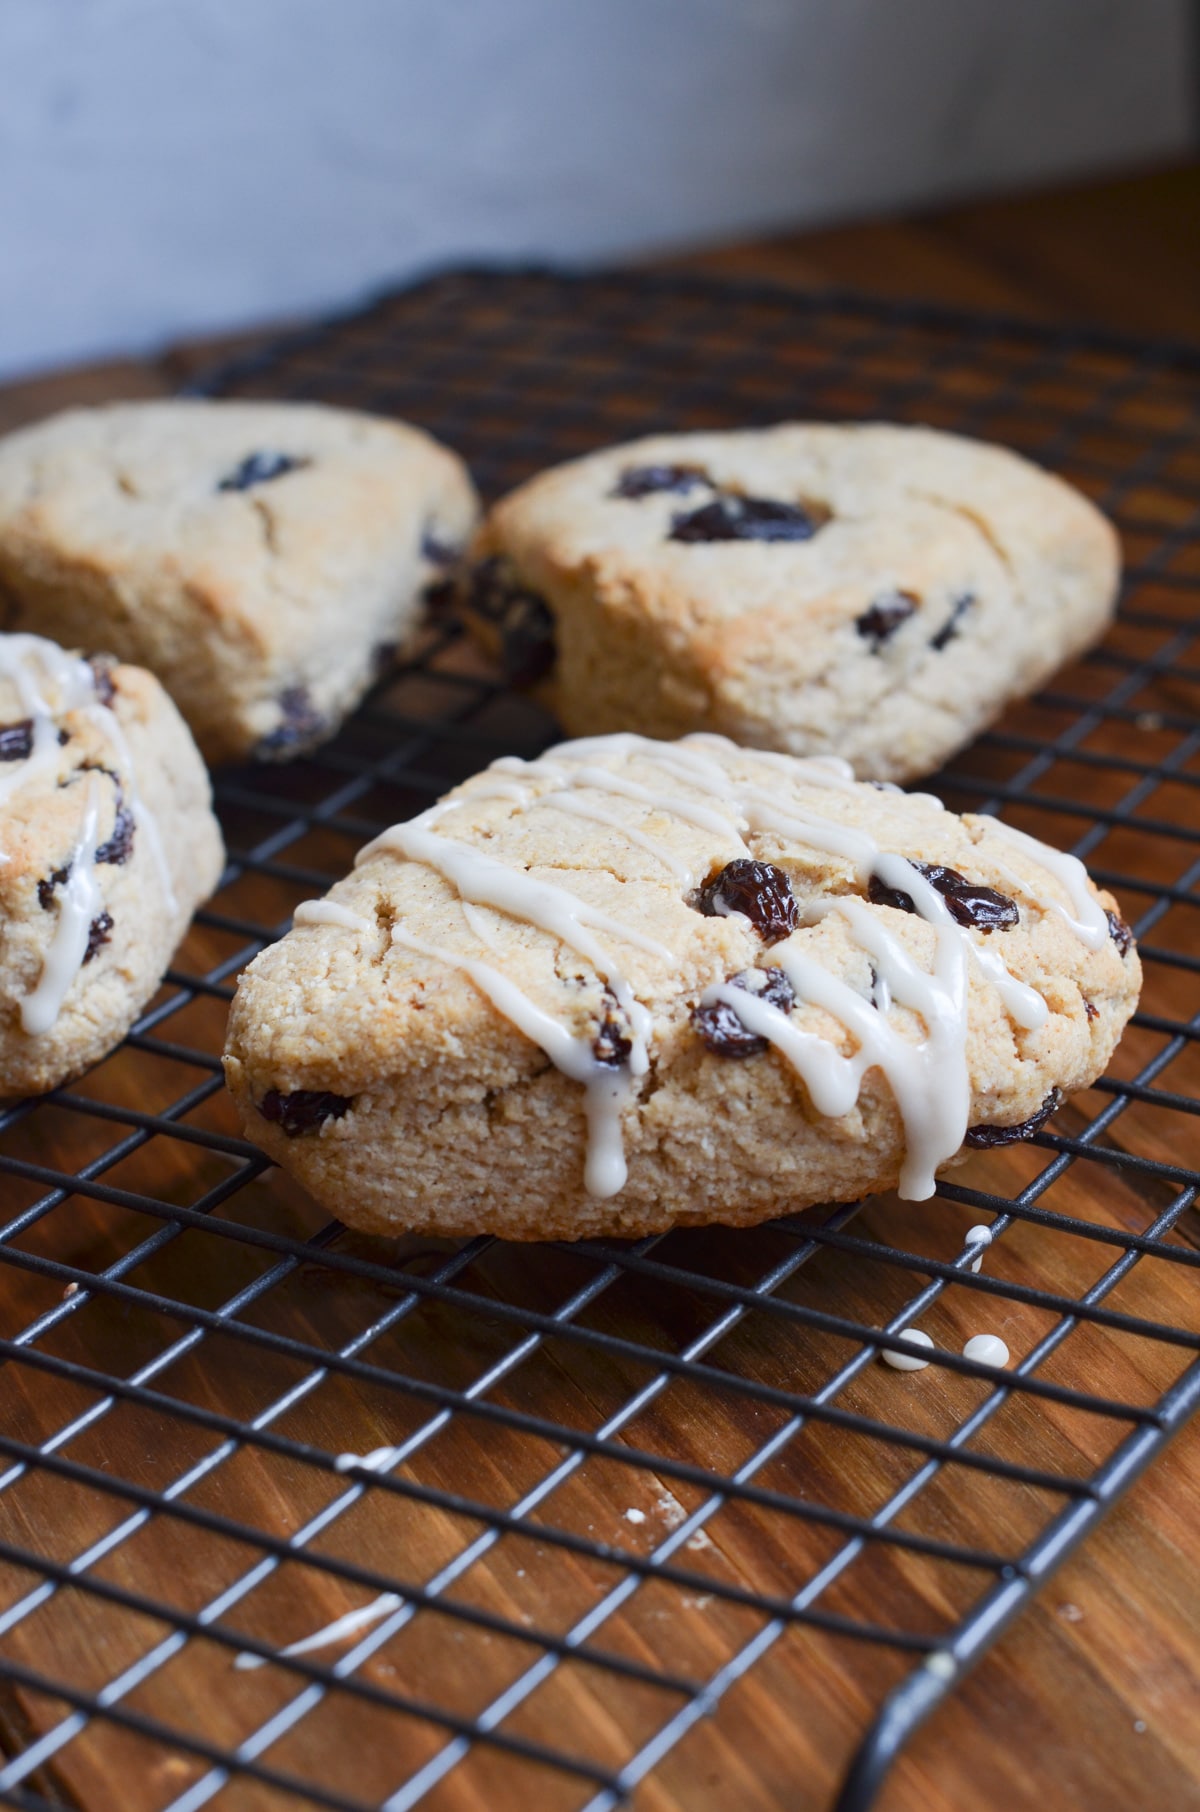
[
  {"x1": 670, "y1": 495, "x2": 825, "y2": 544},
  {"x1": 693, "y1": 966, "x2": 795, "y2": 1058},
  {"x1": 592, "y1": 988, "x2": 633, "y2": 1066},
  {"x1": 258, "y1": 1087, "x2": 354, "y2": 1136},
  {"x1": 695, "y1": 859, "x2": 798, "y2": 943},
  {"x1": 218, "y1": 451, "x2": 309, "y2": 493},
  {"x1": 37, "y1": 864, "x2": 71, "y2": 909},
  {"x1": 465, "y1": 557, "x2": 556, "y2": 685},
  {"x1": 0, "y1": 720, "x2": 33, "y2": 761},
  {"x1": 965, "y1": 1090, "x2": 1061, "y2": 1149},
  {"x1": 929, "y1": 591, "x2": 975, "y2": 651},
  {"x1": 87, "y1": 656, "x2": 117, "y2": 706},
  {"x1": 1106, "y1": 909, "x2": 1134, "y2": 956},
  {"x1": 83, "y1": 911, "x2": 114, "y2": 964},
  {"x1": 93, "y1": 774, "x2": 135, "y2": 865},
  {"x1": 868, "y1": 861, "x2": 1018, "y2": 932},
  {"x1": 255, "y1": 686, "x2": 327, "y2": 757},
  {"x1": 612, "y1": 464, "x2": 709, "y2": 500},
  {"x1": 856, "y1": 590, "x2": 918, "y2": 648},
  {"x1": 1084, "y1": 998, "x2": 1099, "y2": 1021}
]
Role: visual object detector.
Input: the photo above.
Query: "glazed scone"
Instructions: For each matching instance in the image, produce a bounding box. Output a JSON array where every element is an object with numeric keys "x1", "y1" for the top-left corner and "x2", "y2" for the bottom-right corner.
[
  {"x1": 0, "y1": 399, "x2": 479, "y2": 763},
  {"x1": 0, "y1": 633, "x2": 224, "y2": 1095},
  {"x1": 462, "y1": 424, "x2": 1119, "y2": 783},
  {"x1": 224, "y1": 733, "x2": 1139, "y2": 1241}
]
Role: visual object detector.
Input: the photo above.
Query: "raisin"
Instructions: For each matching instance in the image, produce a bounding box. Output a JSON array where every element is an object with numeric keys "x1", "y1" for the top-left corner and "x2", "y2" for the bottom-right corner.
[
  {"x1": 37, "y1": 865, "x2": 70, "y2": 909},
  {"x1": 694, "y1": 966, "x2": 795, "y2": 1058},
  {"x1": 0, "y1": 719, "x2": 33, "y2": 761},
  {"x1": 465, "y1": 557, "x2": 556, "y2": 685},
  {"x1": 592, "y1": 988, "x2": 633, "y2": 1067},
  {"x1": 258, "y1": 1088, "x2": 353, "y2": 1136},
  {"x1": 94, "y1": 778, "x2": 135, "y2": 865},
  {"x1": 1084, "y1": 998, "x2": 1099, "y2": 1022},
  {"x1": 87, "y1": 657, "x2": 117, "y2": 706},
  {"x1": 256, "y1": 686, "x2": 327, "y2": 758},
  {"x1": 856, "y1": 590, "x2": 917, "y2": 648},
  {"x1": 965, "y1": 1090, "x2": 1061, "y2": 1149},
  {"x1": 83, "y1": 911, "x2": 113, "y2": 963},
  {"x1": 1106, "y1": 909, "x2": 1134, "y2": 956},
  {"x1": 218, "y1": 451, "x2": 309, "y2": 492},
  {"x1": 612, "y1": 463, "x2": 709, "y2": 500},
  {"x1": 670, "y1": 495, "x2": 825, "y2": 544},
  {"x1": 868, "y1": 862, "x2": 1018, "y2": 932},
  {"x1": 929, "y1": 591, "x2": 975, "y2": 651},
  {"x1": 695, "y1": 859, "x2": 798, "y2": 943}
]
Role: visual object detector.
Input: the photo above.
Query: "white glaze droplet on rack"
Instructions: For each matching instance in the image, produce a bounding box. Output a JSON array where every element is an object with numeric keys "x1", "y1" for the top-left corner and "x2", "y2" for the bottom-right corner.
[
  {"x1": 965, "y1": 1224, "x2": 993, "y2": 1273},
  {"x1": 333, "y1": 1445, "x2": 398, "y2": 1473},
  {"x1": 354, "y1": 733, "x2": 1109, "y2": 1202},
  {"x1": 881, "y1": 1328, "x2": 934, "y2": 1371},
  {"x1": 20, "y1": 776, "x2": 105, "y2": 1035},
  {"x1": 234, "y1": 1593, "x2": 402, "y2": 1671},
  {"x1": 963, "y1": 1332, "x2": 1010, "y2": 1367}
]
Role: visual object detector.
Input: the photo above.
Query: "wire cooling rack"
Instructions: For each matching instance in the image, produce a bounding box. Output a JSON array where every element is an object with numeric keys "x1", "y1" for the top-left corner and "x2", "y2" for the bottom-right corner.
[{"x1": 0, "y1": 271, "x2": 1198, "y2": 1812}]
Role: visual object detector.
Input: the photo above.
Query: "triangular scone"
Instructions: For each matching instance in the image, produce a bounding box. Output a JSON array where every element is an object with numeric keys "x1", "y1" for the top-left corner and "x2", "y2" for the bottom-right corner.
[
  {"x1": 462, "y1": 423, "x2": 1118, "y2": 783},
  {"x1": 0, "y1": 399, "x2": 478, "y2": 762},
  {"x1": 224, "y1": 734, "x2": 1139, "y2": 1240}
]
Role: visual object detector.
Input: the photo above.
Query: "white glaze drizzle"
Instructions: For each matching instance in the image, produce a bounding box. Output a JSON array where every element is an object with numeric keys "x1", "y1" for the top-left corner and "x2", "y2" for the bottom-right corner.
[
  {"x1": 293, "y1": 899, "x2": 374, "y2": 935},
  {"x1": 0, "y1": 636, "x2": 97, "y2": 822},
  {"x1": 20, "y1": 776, "x2": 105, "y2": 1034},
  {"x1": 537, "y1": 791, "x2": 696, "y2": 879},
  {"x1": 352, "y1": 732, "x2": 1107, "y2": 1201},
  {"x1": 1, "y1": 634, "x2": 177, "y2": 1032},
  {"x1": 978, "y1": 817, "x2": 1110, "y2": 950},
  {"x1": 392, "y1": 926, "x2": 636, "y2": 1197}
]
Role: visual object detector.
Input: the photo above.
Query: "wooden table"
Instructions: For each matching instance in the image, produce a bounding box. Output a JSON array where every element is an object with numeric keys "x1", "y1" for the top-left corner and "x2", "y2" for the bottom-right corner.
[{"x1": 1, "y1": 163, "x2": 1198, "y2": 1812}]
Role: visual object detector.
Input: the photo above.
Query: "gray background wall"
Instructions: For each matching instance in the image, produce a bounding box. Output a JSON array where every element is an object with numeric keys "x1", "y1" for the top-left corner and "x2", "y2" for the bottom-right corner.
[{"x1": 0, "y1": 0, "x2": 1194, "y2": 380}]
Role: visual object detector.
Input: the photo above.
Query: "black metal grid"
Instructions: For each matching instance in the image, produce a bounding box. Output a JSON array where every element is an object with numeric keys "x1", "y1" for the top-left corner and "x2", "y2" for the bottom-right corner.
[{"x1": 0, "y1": 269, "x2": 1198, "y2": 1812}]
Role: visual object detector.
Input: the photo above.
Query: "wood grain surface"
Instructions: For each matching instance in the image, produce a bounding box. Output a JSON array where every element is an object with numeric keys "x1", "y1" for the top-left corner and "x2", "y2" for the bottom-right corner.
[{"x1": 0, "y1": 163, "x2": 1198, "y2": 1812}]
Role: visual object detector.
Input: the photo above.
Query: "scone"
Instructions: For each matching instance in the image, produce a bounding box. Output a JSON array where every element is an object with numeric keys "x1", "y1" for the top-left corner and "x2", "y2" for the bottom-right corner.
[
  {"x1": 224, "y1": 732, "x2": 1139, "y2": 1241},
  {"x1": 0, "y1": 399, "x2": 479, "y2": 763},
  {"x1": 1, "y1": 632, "x2": 224, "y2": 1095},
  {"x1": 461, "y1": 424, "x2": 1119, "y2": 783}
]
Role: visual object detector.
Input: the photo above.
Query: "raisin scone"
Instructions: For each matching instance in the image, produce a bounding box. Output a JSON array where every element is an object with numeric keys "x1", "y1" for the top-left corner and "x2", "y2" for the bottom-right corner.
[
  {"x1": 0, "y1": 400, "x2": 479, "y2": 763},
  {"x1": 0, "y1": 633, "x2": 225, "y2": 1096},
  {"x1": 224, "y1": 732, "x2": 1138, "y2": 1241},
  {"x1": 461, "y1": 424, "x2": 1119, "y2": 783}
]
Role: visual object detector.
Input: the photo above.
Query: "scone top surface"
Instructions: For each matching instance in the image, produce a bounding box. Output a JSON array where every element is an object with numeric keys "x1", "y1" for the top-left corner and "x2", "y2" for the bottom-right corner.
[
  {"x1": 225, "y1": 732, "x2": 1139, "y2": 1241},
  {"x1": 0, "y1": 631, "x2": 224, "y2": 1096},
  {"x1": 0, "y1": 399, "x2": 479, "y2": 761},
  {"x1": 467, "y1": 423, "x2": 1120, "y2": 782}
]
